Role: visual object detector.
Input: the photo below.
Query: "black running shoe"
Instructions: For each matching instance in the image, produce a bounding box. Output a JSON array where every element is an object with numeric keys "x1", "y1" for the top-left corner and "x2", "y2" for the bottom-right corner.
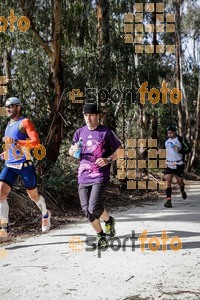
[
  {"x1": 164, "y1": 199, "x2": 172, "y2": 208},
  {"x1": 181, "y1": 191, "x2": 187, "y2": 199},
  {"x1": 96, "y1": 234, "x2": 108, "y2": 249}
]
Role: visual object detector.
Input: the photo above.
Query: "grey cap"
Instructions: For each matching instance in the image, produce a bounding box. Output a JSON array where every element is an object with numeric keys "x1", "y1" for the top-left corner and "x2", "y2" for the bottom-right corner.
[{"x1": 5, "y1": 97, "x2": 22, "y2": 107}]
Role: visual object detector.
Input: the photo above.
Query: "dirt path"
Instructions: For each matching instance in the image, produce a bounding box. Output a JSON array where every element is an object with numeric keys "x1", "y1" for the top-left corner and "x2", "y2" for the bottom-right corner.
[{"x1": 1, "y1": 181, "x2": 200, "y2": 300}]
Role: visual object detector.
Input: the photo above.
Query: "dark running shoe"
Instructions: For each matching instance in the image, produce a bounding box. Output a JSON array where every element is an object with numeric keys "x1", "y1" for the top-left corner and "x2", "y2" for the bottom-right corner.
[
  {"x1": 164, "y1": 199, "x2": 172, "y2": 208},
  {"x1": 105, "y1": 216, "x2": 116, "y2": 239},
  {"x1": 181, "y1": 191, "x2": 187, "y2": 199},
  {"x1": 96, "y1": 234, "x2": 108, "y2": 249}
]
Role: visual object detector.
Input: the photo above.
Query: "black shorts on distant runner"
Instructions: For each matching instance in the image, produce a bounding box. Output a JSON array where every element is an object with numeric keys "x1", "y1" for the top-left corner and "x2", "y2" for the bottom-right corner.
[{"x1": 164, "y1": 164, "x2": 184, "y2": 177}]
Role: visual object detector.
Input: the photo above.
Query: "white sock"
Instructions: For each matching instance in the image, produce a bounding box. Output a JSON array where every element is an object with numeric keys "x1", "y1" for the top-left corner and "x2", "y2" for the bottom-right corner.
[
  {"x1": 36, "y1": 195, "x2": 47, "y2": 216},
  {"x1": 0, "y1": 200, "x2": 9, "y2": 226}
]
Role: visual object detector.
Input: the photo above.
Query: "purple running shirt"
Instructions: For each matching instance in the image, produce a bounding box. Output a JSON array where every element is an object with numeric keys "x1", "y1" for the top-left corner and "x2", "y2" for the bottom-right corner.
[{"x1": 73, "y1": 125, "x2": 121, "y2": 184}]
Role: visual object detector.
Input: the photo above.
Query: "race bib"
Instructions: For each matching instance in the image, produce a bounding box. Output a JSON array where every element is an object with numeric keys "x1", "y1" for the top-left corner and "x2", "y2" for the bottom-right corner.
[{"x1": 6, "y1": 163, "x2": 23, "y2": 170}]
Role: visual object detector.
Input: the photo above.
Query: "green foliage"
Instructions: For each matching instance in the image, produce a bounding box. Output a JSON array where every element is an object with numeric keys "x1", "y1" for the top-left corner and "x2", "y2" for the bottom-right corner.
[
  {"x1": 43, "y1": 141, "x2": 79, "y2": 191},
  {"x1": 0, "y1": 0, "x2": 199, "y2": 175}
]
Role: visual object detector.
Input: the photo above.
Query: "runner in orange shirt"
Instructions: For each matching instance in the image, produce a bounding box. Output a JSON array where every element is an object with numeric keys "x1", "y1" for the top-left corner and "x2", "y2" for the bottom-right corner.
[{"x1": 0, "y1": 97, "x2": 51, "y2": 241}]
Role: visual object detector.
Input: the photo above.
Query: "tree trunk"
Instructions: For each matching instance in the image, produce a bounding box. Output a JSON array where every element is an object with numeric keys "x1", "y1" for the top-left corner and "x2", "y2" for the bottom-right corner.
[
  {"x1": 96, "y1": 0, "x2": 102, "y2": 62},
  {"x1": 151, "y1": 115, "x2": 158, "y2": 139},
  {"x1": 19, "y1": 0, "x2": 64, "y2": 162},
  {"x1": 0, "y1": 57, "x2": 4, "y2": 112},
  {"x1": 96, "y1": 0, "x2": 111, "y2": 126},
  {"x1": 46, "y1": 0, "x2": 64, "y2": 161},
  {"x1": 188, "y1": 68, "x2": 200, "y2": 171},
  {"x1": 3, "y1": 50, "x2": 12, "y2": 96},
  {"x1": 139, "y1": 106, "x2": 144, "y2": 138},
  {"x1": 174, "y1": 0, "x2": 184, "y2": 135},
  {"x1": 152, "y1": 0, "x2": 158, "y2": 56}
]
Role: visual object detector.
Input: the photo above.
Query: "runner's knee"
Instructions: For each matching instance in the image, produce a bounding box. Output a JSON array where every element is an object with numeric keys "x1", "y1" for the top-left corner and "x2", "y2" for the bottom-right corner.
[
  {"x1": 81, "y1": 207, "x2": 96, "y2": 222},
  {"x1": 81, "y1": 204, "x2": 102, "y2": 222},
  {"x1": 88, "y1": 206, "x2": 104, "y2": 220},
  {"x1": 0, "y1": 192, "x2": 8, "y2": 200},
  {"x1": 0, "y1": 184, "x2": 10, "y2": 199}
]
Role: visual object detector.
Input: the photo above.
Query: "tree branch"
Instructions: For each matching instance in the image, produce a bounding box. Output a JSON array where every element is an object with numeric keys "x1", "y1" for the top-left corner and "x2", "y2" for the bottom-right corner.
[{"x1": 18, "y1": 0, "x2": 52, "y2": 57}]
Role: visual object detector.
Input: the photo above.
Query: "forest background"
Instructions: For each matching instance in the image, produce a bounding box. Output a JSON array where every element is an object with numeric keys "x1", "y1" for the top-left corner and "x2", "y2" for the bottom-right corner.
[{"x1": 0, "y1": 0, "x2": 199, "y2": 229}]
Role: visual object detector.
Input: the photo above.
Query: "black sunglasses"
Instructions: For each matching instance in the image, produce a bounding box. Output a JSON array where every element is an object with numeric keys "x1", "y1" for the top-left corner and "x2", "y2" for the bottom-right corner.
[{"x1": 5, "y1": 104, "x2": 19, "y2": 109}]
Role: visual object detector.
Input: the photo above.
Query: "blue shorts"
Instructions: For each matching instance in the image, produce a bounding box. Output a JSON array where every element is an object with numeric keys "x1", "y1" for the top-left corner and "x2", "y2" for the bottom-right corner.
[{"x1": 0, "y1": 162, "x2": 37, "y2": 190}]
